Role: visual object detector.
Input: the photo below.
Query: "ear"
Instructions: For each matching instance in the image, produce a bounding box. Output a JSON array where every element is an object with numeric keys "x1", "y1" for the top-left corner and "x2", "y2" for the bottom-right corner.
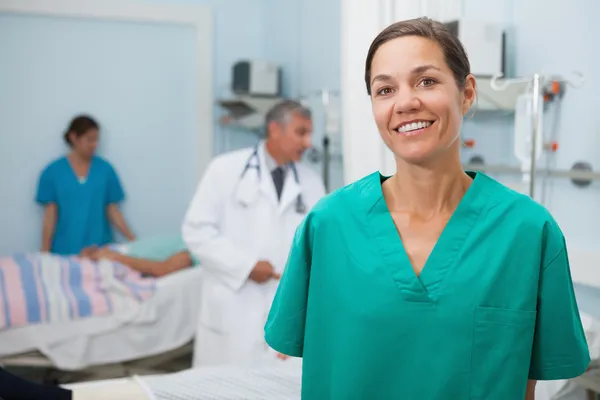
[
  {"x1": 268, "y1": 120, "x2": 283, "y2": 137},
  {"x1": 461, "y1": 74, "x2": 477, "y2": 115}
]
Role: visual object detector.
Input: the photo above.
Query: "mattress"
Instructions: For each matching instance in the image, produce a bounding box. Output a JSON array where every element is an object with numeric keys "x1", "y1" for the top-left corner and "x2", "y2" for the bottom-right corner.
[{"x1": 0, "y1": 267, "x2": 203, "y2": 370}]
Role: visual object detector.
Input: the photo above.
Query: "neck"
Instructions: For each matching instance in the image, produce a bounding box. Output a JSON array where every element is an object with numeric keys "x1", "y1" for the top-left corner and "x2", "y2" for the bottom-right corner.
[
  {"x1": 69, "y1": 151, "x2": 91, "y2": 164},
  {"x1": 387, "y1": 152, "x2": 471, "y2": 216},
  {"x1": 265, "y1": 139, "x2": 287, "y2": 166}
]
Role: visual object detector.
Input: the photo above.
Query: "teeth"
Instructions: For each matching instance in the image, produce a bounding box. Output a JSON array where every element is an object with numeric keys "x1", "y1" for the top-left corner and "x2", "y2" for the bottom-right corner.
[{"x1": 397, "y1": 121, "x2": 432, "y2": 133}]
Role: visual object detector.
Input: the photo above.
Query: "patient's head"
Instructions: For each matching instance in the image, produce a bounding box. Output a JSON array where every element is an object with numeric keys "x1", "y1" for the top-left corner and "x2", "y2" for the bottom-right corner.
[
  {"x1": 265, "y1": 100, "x2": 313, "y2": 164},
  {"x1": 64, "y1": 115, "x2": 100, "y2": 160}
]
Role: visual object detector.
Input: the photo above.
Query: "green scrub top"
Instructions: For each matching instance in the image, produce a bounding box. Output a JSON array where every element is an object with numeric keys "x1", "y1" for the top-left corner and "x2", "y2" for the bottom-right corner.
[{"x1": 264, "y1": 171, "x2": 590, "y2": 400}]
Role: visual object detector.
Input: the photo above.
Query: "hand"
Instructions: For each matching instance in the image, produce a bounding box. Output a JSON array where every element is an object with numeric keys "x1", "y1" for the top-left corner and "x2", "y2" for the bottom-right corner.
[
  {"x1": 249, "y1": 261, "x2": 280, "y2": 283},
  {"x1": 90, "y1": 247, "x2": 118, "y2": 261},
  {"x1": 276, "y1": 353, "x2": 289, "y2": 361},
  {"x1": 80, "y1": 246, "x2": 98, "y2": 258}
]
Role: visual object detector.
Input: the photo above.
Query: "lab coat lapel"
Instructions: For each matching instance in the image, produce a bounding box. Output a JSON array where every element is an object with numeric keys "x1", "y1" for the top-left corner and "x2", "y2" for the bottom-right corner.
[
  {"x1": 257, "y1": 145, "x2": 279, "y2": 208},
  {"x1": 279, "y1": 166, "x2": 301, "y2": 213},
  {"x1": 233, "y1": 151, "x2": 260, "y2": 207}
]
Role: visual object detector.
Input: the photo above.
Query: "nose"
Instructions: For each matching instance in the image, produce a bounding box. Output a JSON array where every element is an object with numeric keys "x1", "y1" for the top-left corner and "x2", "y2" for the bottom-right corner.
[
  {"x1": 303, "y1": 134, "x2": 312, "y2": 149},
  {"x1": 393, "y1": 87, "x2": 421, "y2": 114}
]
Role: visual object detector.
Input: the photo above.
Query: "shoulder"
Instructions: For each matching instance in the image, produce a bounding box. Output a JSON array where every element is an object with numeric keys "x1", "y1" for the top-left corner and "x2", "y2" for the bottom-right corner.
[
  {"x1": 304, "y1": 171, "x2": 380, "y2": 228},
  {"x1": 93, "y1": 156, "x2": 117, "y2": 172},
  {"x1": 295, "y1": 163, "x2": 321, "y2": 182},
  {"x1": 479, "y1": 172, "x2": 556, "y2": 223},
  {"x1": 477, "y1": 173, "x2": 565, "y2": 257},
  {"x1": 207, "y1": 147, "x2": 254, "y2": 171},
  {"x1": 40, "y1": 157, "x2": 67, "y2": 178}
]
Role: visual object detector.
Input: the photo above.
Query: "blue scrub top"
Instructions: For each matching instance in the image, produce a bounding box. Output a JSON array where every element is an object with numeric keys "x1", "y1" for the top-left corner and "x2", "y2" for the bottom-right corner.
[{"x1": 36, "y1": 156, "x2": 125, "y2": 255}]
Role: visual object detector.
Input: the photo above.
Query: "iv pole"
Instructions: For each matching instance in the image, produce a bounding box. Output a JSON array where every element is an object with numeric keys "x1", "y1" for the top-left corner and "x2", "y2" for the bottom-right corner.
[
  {"x1": 529, "y1": 74, "x2": 542, "y2": 198},
  {"x1": 300, "y1": 88, "x2": 340, "y2": 193},
  {"x1": 489, "y1": 71, "x2": 584, "y2": 199}
]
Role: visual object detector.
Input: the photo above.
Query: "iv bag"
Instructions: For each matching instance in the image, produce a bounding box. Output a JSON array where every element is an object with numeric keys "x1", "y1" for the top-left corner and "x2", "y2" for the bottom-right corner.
[{"x1": 513, "y1": 93, "x2": 544, "y2": 181}]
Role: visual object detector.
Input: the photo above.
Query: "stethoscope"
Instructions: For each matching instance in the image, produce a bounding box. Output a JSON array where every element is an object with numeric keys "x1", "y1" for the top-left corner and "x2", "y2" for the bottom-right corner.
[{"x1": 240, "y1": 146, "x2": 307, "y2": 214}]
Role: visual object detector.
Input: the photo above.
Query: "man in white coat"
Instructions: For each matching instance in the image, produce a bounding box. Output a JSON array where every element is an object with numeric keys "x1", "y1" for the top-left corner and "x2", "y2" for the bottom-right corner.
[{"x1": 182, "y1": 100, "x2": 326, "y2": 367}]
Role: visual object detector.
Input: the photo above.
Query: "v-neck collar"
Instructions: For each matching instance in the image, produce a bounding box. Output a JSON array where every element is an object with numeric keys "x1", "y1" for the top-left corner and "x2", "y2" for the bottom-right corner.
[
  {"x1": 65, "y1": 156, "x2": 94, "y2": 185},
  {"x1": 364, "y1": 170, "x2": 492, "y2": 303}
]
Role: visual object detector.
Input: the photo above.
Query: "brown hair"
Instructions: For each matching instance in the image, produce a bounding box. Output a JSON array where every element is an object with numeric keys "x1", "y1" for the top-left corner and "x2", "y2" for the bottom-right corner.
[
  {"x1": 364, "y1": 17, "x2": 471, "y2": 95},
  {"x1": 64, "y1": 115, "x2": 99, "y2": 147}
]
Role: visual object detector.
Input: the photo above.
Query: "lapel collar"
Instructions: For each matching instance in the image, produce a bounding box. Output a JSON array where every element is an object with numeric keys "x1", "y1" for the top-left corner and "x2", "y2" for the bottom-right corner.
[
  {"x1": 257, "y1": 143, "x2": 279, "y2": 208},
  {"x1": 233, "y1": 147, "x2": 261, "y2": 207},
  {"x1": 279, "y1": 164, "x2": 302, "y2": 213}
]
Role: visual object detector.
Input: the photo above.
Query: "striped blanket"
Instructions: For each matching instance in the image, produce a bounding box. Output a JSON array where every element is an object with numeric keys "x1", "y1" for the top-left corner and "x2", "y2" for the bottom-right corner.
[{"x1": 0, "y1": 253, "x2": 156, "y2": 331}]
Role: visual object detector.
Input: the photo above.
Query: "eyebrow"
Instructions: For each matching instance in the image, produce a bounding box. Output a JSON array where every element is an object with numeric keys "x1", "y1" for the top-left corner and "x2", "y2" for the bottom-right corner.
[{"x1": 370, "y1": 64, "x2": 441, "y2": 86}]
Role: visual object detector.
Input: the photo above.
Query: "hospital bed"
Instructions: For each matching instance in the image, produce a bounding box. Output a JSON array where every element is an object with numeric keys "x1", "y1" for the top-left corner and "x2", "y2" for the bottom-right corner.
[
  {"x1": 65, "y1": 359, "x2": 302, "y2": 400},
  {"x1": 0, "y1": 264, "x2": 203, "y2": 382}
]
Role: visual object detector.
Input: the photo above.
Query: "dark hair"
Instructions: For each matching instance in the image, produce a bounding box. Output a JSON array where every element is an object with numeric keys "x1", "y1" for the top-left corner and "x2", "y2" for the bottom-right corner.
[
  {"x1": 364, "y1": 17, "x2": 471, "y2": 95},
  {"x1": 64, "y1": 115, "x2": 99, "y2": 146}
]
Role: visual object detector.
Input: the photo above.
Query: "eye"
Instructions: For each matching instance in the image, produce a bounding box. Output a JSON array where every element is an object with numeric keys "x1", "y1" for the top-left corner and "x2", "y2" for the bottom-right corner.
[
  {"x1": 376, "y1": 87, "x2": 394, "y2": 96},
  {"x1": 418, "y1": 78, "x2": 437, "y2": 87}
]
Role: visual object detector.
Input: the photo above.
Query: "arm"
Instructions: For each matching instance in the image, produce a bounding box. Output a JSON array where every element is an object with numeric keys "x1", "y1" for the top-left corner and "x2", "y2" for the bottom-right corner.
[
  {"x1": 105, "y1": 164, "x2": 134, "y2": 240},
  {"x1": 528, "y1": 227, "x2": 590, "y2": 382},
  {"x1": 264, "y1": 215, "x2": 314, "y2": 357},
  {"x1": 106, "y1": 204, "x2": 135, "y2": 241},
  {"x1": 525, "y1": 380, "x2": 536, "y2": 400},
  {"x1": 182, "y1": 158, "x2": 258, "y2": 291},
  {"x1": 95, "y1": 248, "x2": 192, "y2": 277},
  {"x1": 36, "y1": 167, "x2": 57, "y2": 252},
  {"x1": 41, "y1": 204, "x2": 57, "y2": 252}
]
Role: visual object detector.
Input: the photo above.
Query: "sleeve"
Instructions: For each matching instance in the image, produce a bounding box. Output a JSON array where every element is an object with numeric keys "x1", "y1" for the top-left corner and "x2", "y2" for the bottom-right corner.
[
  {"x1": 264, "y1": 215, "x2": 313, "y2": 357},
  {"x1": 529, "y1": 239, "x2": 591, "y2": 380},
  {"x1": 181, "y1": 159, "x2": 258, "y2": 291},
  {"x1": 106, "y1": 164, "x2": 125, "y2": 204},
  {"x1": 35, "y1": 167, "x2": 56, "y2": 205}
]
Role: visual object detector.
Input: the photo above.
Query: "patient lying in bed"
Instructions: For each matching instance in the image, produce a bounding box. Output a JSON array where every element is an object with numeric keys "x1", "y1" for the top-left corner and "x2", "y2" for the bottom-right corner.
[
  {"x1": 81, "y1": 235, "x2": 199, "y2": 277},
  {"x1": 0, "y1": 235, "x2": 199, "y2": 331}
]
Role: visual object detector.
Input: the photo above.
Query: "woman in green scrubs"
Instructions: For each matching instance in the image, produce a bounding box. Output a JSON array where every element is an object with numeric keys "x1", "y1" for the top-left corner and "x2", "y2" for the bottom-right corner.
[{"x1": 264, "y1": 17, "x2": 590, "y2": 400}]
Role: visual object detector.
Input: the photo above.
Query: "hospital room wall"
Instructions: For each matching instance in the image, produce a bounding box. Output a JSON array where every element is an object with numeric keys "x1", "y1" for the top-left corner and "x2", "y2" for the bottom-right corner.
[
  {"x1": 174, "y1": 0, "x2": 343, "y2": 189},
  {"x1": 461, "y1": 0, "x2": 600, "y2": 253},
  {"x1": 153, "y1": 0, "x2": 270, "y2": 154},
  {"x1": 262, "y1": 0, "x2": 344, "y2": 190},
  {"x1": 0, "y1": 0, "x2": 268, "y2": 255}
]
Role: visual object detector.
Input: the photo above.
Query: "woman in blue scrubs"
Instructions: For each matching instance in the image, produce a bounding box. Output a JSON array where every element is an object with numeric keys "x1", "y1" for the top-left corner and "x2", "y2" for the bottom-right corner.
[
  {"x1": 265, "y1": 18, "x2": 590, "y2": 400},
  {"x1": 36, "y1": 115, "x2": 135, "y2": 255}
]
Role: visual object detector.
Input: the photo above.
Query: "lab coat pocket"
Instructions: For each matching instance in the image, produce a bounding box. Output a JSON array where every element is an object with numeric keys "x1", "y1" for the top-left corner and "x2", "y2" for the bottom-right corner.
[
  {"x1": 199, "y1": 282, "x2": 236, "y2": 334},
  {"x1": 470, "y1": 306, "x2": 537, "y2": 400}
]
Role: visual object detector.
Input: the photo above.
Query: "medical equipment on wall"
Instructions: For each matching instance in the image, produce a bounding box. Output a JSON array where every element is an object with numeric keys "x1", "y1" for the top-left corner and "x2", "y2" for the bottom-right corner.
[
  {"x1": 300, "y1": 88, "x2": 341, "y2": 193},
  {"x1": 233, "y1": 60, "x2": 281, "y2": 97},
  {"x1": 240, "y1": 145, "x2": 307, "y2": 214},
  {"x1": 513, "y1": 87, "x2": 544, "y2": 184},
  {"x1": 218, "y1": 61, "x2": 284, "y2": 135},
  {"x1": 444, "y1": 19, "x2": 505, "y2": 77},
  {"x1": 464, "y1": 71, "x2": 593, "y2": 200}
]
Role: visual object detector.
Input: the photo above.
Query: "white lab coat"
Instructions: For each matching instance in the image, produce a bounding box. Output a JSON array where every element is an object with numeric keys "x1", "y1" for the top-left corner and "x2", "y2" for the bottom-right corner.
[{"x1": 182, "y1": 143, "x2": 326, "y2": 367}]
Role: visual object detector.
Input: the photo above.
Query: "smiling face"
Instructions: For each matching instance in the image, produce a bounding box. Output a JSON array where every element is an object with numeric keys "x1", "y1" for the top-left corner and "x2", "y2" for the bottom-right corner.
[{"x1": 369, "y1": 35, "x2": 476, "y2": 166}]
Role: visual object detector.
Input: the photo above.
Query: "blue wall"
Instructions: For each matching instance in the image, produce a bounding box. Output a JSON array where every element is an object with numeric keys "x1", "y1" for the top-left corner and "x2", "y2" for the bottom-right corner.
[
  {"x1": 0, "y1": 14, "x2": 200, "y2": 255},
  {"x1": 0, "y1": 0, "x2": 342, "y2": 254}
]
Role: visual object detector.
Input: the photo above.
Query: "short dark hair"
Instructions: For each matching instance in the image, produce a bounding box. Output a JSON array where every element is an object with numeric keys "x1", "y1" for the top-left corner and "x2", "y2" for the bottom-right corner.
[
  {"x1": 365, "y1": 17, "x2": 471, "y2": 95},
  {"x1": 64, "y1": 115, "x2": 99, "y2": 147}
]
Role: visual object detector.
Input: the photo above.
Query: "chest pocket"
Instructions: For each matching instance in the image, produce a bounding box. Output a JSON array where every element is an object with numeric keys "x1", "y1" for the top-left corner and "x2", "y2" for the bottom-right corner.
[{"x1": 470, "y1": 306, "x2": 537, "y2": 400}]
